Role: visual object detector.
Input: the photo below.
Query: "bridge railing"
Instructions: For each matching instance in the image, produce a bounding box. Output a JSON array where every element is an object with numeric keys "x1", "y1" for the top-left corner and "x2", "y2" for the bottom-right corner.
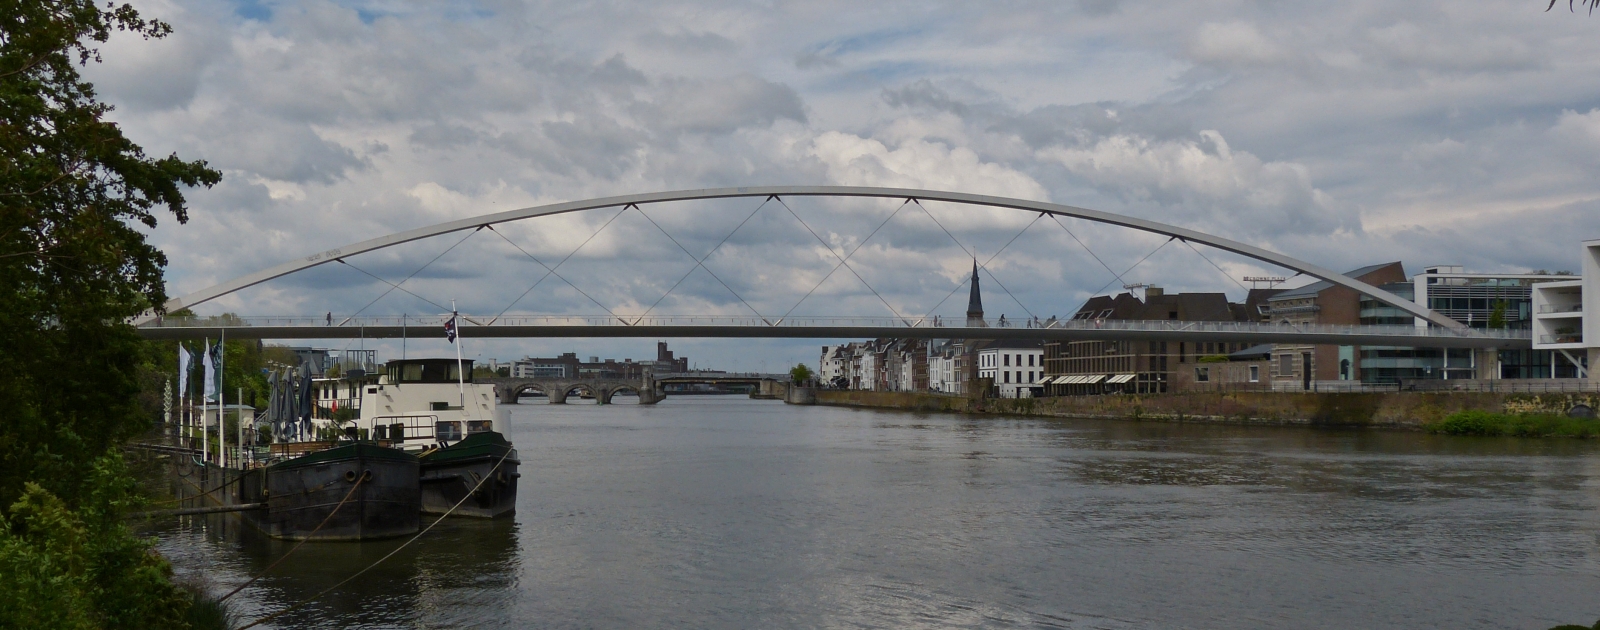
[{"x1": 138, "y1": 314, "x2": 1530, "y2": 341}]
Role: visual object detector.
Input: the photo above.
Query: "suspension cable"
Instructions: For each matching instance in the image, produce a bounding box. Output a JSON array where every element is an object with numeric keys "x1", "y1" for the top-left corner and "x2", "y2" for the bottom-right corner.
[
  {"x1": 630, "y1": 197, "x2": 772, "y2": 323},
  {"x1": 1178, "y1": 237, "x2": 1252, "y2": 293},
  {"x1": 919, "y1": 205, "x2": 1045, "y2": 319},
  {"x1": 337, "y1": 260, "x2": 451, "y2": 313},
  {"x1": 1047, "y1": 214, "x2": 1127, "y2": 288},
  {"x1": 341, "y1": 227, "x2": 482, "y2": 321},
  {"x1": 774, "y1": 196, "x2": 908, "y2": 322},
  {"x1": 484, "y1": 225, "x2": 625, "y2": 324},
  {"x1": 1091, "y1": 236, "x2": 1176, "y2": 296},
  {"x1": 488, "y1": 205, "x2": 630, "y2": 321}
]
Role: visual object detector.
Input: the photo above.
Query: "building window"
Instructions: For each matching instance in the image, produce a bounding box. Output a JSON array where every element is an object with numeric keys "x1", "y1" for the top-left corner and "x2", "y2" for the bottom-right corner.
[
  {"x1": 1004, "y1": 354, "x2": 1010, "y2": 367},
  {"x1": 1278, "y1": 354, "x2": 1294, "y2": 376},
  {"x1": 1004, "y1": 371, "x2": 1011, "y2": 383},
  {"x1": 1195, "y1": 367, "x2": 1209, "y2": 382},
  {"x1": 1028, "y1": 355, "x2": 1034, "y2": 367},
  {"x1": 1249, "y1": 365, "x2": 1260, "y2": 383}
]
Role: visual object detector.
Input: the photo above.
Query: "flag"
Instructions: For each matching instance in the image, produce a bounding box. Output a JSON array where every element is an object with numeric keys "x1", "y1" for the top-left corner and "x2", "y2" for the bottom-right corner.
[
  {"x1": 444, "y1": 314, "x2": 457, "y2": 343},
  {"x1": 202, "y1": 340, "x2": 216, "y2": 400},
  {"x1": 177, "y1": 345, "x2": 191, "y2": 398}
]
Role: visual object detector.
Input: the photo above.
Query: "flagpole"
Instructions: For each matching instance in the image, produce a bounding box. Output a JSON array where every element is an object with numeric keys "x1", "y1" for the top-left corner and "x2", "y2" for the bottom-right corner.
[
  {"x1": 452, "y1": 301, "x2": 465, "y2": 408},
  {"x1": 219, "y1": 328, "x2": 226, "y2": 470},
  {"x1": 202, "y1": 339, "x2": 209, "y2": 466},
  {"x1": 237, "y1": 386, "x2": 244, "y2": 470}
]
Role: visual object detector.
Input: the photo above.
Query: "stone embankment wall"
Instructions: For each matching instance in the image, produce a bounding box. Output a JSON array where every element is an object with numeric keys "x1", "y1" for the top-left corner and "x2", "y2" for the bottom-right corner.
[{"x1": 800, "y1": 389, "x2": 1600, "y2": 429}]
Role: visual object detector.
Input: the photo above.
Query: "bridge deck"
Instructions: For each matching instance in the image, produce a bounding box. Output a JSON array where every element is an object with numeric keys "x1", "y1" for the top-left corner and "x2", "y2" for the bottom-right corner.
[{"x1": 135, "y1": 316, "x2": 1530, "y2": 349}]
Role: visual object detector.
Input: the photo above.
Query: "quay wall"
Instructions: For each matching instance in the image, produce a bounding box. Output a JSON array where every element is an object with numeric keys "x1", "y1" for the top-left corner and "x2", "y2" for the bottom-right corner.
[{"x1": 804, "y1": 390, "x2": 1600, "y2": 429}]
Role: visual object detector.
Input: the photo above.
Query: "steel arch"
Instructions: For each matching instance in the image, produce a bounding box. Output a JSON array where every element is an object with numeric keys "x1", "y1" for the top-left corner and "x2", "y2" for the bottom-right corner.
[{"x1": 146, "y1": 186, "x2": 1462, "y2": 329}]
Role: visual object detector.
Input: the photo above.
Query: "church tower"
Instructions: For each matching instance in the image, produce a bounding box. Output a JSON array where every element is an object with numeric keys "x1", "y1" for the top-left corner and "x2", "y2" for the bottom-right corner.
[{"x1": 966, "y1": 259, "x2": 985, "y2": 327}]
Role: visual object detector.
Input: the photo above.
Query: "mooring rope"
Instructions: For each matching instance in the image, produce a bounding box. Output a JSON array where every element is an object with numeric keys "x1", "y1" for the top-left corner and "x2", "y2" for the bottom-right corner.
[
  {"x1": 218, "y1": 473, "x2": 369, "y2": 602},
  {"x1": 235, "y1": 447, "x2": 516, "y2": 629}
]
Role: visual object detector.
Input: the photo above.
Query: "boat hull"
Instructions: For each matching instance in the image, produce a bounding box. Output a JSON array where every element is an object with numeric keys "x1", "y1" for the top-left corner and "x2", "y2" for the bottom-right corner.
[
  {"x1": 241, "y1": 443, "x2": 420, "y2": 541},
  {"x1": 418, "y1": 431, "x2": 519, "y2": 519}
]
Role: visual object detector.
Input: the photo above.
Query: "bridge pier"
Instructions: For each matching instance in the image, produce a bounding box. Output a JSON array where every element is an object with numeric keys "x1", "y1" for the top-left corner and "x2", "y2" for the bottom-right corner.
[{"x1": 484, "y1": 377, "x2": 662, "y2": 406}]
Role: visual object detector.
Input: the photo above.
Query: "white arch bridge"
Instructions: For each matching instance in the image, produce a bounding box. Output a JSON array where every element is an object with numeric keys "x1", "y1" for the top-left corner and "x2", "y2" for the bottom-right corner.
[{"x1": 134, "y1": 186, "x2": 1531, "y2": 350}]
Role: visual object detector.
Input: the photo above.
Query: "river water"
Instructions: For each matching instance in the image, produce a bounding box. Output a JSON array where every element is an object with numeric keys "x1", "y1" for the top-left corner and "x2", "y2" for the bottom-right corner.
[{"x1": 147, "y1": 396, "x2": 1600, "y2": 629}]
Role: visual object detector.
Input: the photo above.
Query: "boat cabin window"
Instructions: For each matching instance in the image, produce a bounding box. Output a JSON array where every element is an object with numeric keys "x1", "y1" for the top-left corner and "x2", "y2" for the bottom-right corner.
[
  {"x1": 386, "y1": 359, "x2": 473, "y2": 384},
  {"x1": 467, "y1": 420, "x2": 492, "y2": 435},
  {"x1": 435, "y1": 421, "x2": 463, "y2": 442}
]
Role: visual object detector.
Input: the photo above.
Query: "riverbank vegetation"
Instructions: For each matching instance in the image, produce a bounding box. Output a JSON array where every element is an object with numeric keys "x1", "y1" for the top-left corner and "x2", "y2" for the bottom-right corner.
[
  {"x1": 1, "y1": 0, "x2": 222, "y2": 627},
  {"x1": 1424, "y1": 410, "x2": 1600, "y2": 438}
]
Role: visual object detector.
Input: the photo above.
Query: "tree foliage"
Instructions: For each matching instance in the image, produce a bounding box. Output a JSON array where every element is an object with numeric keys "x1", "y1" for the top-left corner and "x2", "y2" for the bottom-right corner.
[
  {"x1": 1, "y1": 0, "x2": 220, "y2": 509},
  {"x1": 1548, "y1": 0, "x2": 1600, "y2": 14},
  {"x1": 790, "y1": 363, "x2": 814, "y2": 384},
  {"x1": 0, "y1": 1, "x2": 220, "y2": 626}
]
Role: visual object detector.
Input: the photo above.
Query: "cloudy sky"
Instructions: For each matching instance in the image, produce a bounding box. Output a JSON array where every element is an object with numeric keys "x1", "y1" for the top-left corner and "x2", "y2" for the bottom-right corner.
[{"x1": 101, "y1": 0, "x2": 1600, "y2": 369}]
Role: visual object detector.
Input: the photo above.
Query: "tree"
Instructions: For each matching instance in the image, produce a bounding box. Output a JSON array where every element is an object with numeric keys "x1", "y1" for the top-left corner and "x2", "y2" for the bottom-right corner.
[
  {"x1": 2, "y1": 0, "x2": 220, "y2": 508},
  {"x1": 790, "y1": 363, "x2": 814, "y2": 384},
  {"x1": 1, "y1": 1, "x2": 220, "y2": 626},
  {"x1": 1548, "y1": 0, "x2": 1600, "y2": 13},
  {"x1": 1488, "y1": 300, "x2": 1508, "y2": 330}
]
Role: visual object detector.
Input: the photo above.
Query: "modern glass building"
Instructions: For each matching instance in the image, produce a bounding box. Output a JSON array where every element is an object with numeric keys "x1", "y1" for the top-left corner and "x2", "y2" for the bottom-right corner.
[{"x1": 1357, "y1": 267, "x2": 1577, "y2": 382}]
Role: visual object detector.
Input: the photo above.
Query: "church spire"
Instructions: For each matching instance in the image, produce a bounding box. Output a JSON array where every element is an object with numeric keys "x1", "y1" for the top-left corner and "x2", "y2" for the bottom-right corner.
[{"x1": 966, "y1": 259, "x2": 985, "y2": 327}]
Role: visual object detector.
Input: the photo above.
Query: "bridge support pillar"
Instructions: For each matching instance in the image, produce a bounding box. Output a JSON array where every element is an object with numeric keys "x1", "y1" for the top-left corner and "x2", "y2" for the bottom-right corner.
[{"x1": 548, "y1": 387, "x2": 569, "y2": 404}]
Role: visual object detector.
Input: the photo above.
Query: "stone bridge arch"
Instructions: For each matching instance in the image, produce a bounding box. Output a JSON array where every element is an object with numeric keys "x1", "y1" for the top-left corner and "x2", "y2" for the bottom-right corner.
[{"x1": 486, "y1": 377, "x2": 661, "y2": 405}]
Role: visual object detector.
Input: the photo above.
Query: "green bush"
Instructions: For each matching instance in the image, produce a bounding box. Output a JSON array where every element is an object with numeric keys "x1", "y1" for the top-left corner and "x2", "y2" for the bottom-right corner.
[
  {"x1": 0, "y1": 456, "x2": 197, "y2": 629},
  {"x1": 1426, "y1": 410, "x2": 1600, "y2": 438}
]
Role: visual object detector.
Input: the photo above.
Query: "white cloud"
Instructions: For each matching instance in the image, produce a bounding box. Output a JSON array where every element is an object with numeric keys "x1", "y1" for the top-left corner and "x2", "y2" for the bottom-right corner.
[
  {"x1": 79, "y1": 0, "x2": 1600, "y2": 368},
  {"x1": 1189, "y1": 21, "x2": 1280, "y2": 65}
]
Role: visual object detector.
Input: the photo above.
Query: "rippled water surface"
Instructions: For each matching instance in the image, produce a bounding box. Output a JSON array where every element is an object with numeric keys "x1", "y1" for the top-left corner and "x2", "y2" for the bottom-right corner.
[{"x1": 147, "y1": 396, "x2": 1600, "y2": 629}]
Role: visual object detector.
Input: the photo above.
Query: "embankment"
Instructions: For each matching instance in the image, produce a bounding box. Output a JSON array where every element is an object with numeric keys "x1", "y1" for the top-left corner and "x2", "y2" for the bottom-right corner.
[{"x1": 803, "y1": 389, "x2": 1600, "y2": 429}]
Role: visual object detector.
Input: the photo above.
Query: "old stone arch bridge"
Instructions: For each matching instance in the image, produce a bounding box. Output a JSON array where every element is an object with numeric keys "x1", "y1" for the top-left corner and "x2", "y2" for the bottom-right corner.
[
  {"x1": 483, "y1": 373, "x2": 792, "y2": 405},
  {"x1": 484, "y1": 377, "x2": 663, "y2": 405}
]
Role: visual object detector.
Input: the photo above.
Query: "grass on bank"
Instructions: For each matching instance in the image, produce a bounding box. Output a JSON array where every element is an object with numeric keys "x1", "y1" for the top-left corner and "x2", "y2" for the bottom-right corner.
[{"x1": 1424, "y1": 410, "x2": 1600, "y2": 438}]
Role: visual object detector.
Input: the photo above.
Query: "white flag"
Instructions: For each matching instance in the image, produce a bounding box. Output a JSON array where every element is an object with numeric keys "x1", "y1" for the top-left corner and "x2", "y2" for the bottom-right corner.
[
  {"x1": 202, "y1": 340, "x2": 216, "y2": 400},
  {"x1": 177, "y1": 346, "x2": 190, "y2": 398}
]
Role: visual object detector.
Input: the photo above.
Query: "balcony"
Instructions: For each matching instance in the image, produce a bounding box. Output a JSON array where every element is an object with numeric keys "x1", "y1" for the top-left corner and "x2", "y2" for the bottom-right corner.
[
  {"x1": 1539, "y1": 334, "x2": 1583, "y2": 345},
  {"x1": 1538, "y1": 303, "x2": 1582, "y2": 314}
]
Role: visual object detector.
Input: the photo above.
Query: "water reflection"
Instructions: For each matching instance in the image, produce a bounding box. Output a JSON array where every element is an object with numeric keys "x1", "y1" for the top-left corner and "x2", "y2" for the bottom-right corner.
[
  {"x1": 148, "y1": 397, "x2": 1600, "y2": 629},
  {"x1": 147, "y1": 511, "x2": 519, "y2": 627}
]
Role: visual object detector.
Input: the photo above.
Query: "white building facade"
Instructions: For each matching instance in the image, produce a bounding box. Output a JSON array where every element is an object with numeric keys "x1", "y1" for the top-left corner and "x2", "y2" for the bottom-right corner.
[
  {"x1": 976, "y1": 341, "x2": 1045, "y2": 398},
  {"x1": 1530, "y1": 239, "x2": 1600, "y2": 378}
]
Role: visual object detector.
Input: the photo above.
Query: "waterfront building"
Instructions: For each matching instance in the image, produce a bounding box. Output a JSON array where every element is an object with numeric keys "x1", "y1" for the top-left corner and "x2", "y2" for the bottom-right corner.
[
  {"x1": 1530, "y1": 239, "x2": 1600, "y2": 378},
  {"x1": 976, "y1": 339, "x2": 1044, "y2": 398},
  {"x1": 1265, "y1": 262, "x2": 1406, "y2": 387},
  {"x1": 510, "y1": 343, "x2": 689, "y2": 380},
  {"x1": 926, "y1": 340, "x2": 959, "y2": 393},
  {"x1": 820, "y1": 344, "x2": 852, "y2": 387},
  {"x1": 1043, "y1": 287, "x2": 1257, "y2": 395},
  {"x1": 1356, "y1": 267, "x2": 1575, "y2": 382}
]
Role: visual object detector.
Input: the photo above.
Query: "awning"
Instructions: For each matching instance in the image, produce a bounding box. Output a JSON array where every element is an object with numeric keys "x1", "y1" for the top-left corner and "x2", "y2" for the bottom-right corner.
[
  {"x1": 1082, "y1": 374, "x2": 1107, "y2": 384},
  {"x1": 1107, "y1": 374, "x2": 1136, "y2": 384},
  {"x1": 1050, "y1": 376, "x2": 1072, "y2": 384},
  {"x1": 1063, "y1": 375, "x2": 1084, "y2": 384},
  {"x1": 1035, "y1": 376, "x2": 1054, "y2": 385}
]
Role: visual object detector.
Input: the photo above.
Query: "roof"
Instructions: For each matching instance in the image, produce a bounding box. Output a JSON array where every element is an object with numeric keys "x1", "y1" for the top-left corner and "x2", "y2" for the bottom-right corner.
[
  {"x1": 1270, "y1": 262, "x2": 1401, "y2": 300},
  {"x1": 1228, "y1": 344, "x2": 1275, "y2": 361}
]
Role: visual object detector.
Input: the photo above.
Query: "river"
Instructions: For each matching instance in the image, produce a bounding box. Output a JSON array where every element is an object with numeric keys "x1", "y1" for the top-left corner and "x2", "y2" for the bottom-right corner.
[{"x1": 146, "y1": 396, "x2": 1600, "y2": 629}]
